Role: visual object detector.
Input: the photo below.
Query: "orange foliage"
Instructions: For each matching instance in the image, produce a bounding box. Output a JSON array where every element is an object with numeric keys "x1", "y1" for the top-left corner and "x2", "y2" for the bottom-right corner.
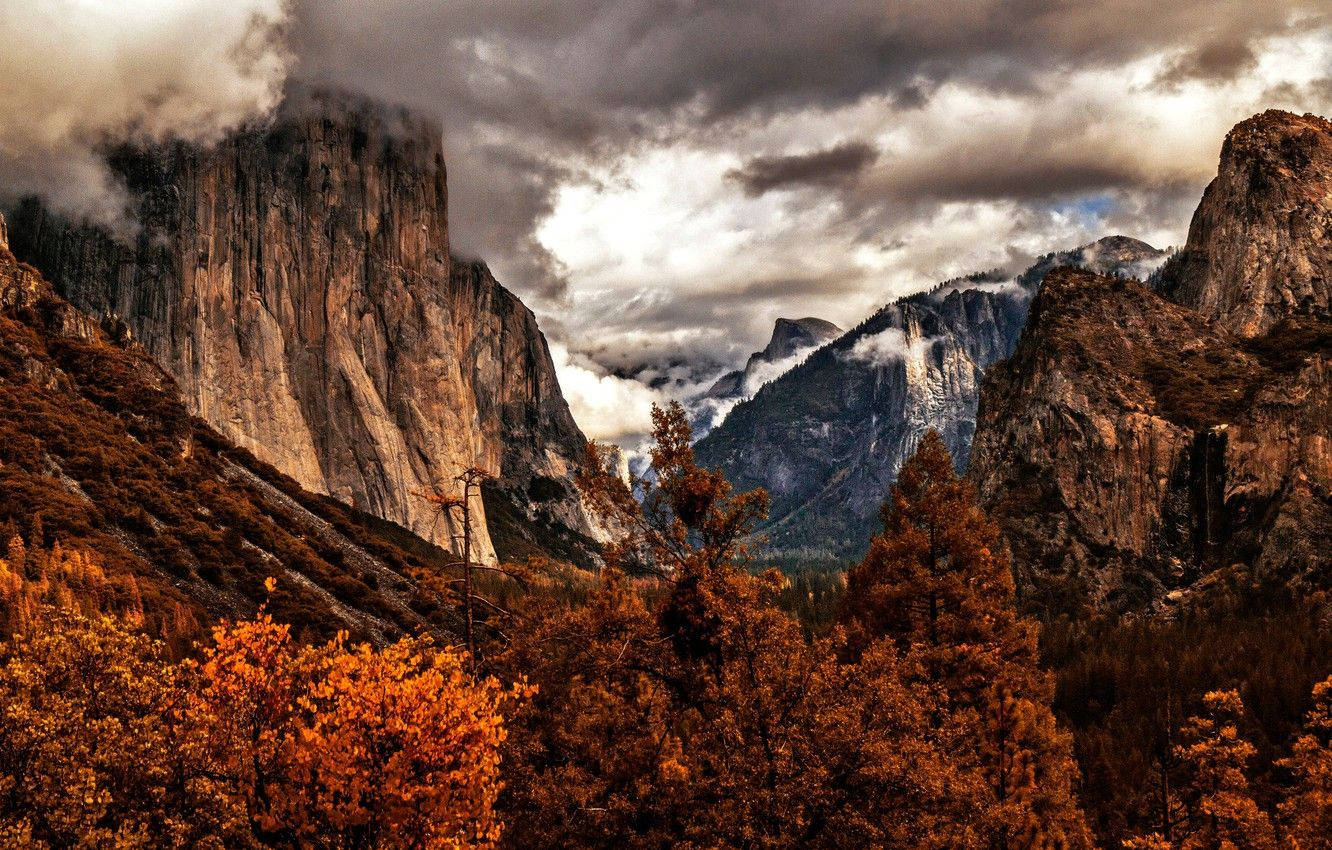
[
  {"x1": 0, "y1": 572, "x2": 522, "y2": 849},
  {"x1": 1126, "y1": 689, "x2": 1276, "y2": 849},
  {"x1": 1280, "y1": 676, "x2": 1332, "y2": 848},
  {"x1": 502, "y1": 406, "x2": 987, "y2": 848},
  {"x1": 843, "y1": 430, "x2": 1093, "y2": 849},
  {"x1": 194, "y1": 609, "x2": 529, "y2": 848}
]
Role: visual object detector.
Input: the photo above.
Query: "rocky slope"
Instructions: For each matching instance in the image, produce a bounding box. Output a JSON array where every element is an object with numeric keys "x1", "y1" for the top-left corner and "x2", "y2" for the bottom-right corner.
[
  {"x1": 0, "y1": 211, "x2": 455, "y2": 644},
  {"x1": 970, "y1": 110, "x2": 1332, "y2": 614},
  {"x1": 970, "y1": 268, "x2": 1331, "y2": 612},
  {"x1": 7, "y1": 90, "x2": 594, "y2": 565},
  {"x1": 1158, "y1": 111, "x2": 1332, "y2": 337},
  {"x1": 694, "y1": 237, "x2": 1166, "y2": 560}
]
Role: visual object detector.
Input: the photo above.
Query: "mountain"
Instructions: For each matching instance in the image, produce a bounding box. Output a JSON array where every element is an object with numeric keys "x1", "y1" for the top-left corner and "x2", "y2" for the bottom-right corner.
[
  {"x1": 694, "y1": 236, "x2": 1167, "y2": 560},
  {"x1": 691, "y1": 316, "x2": 842, "y2": 436},
  {"x1": 0, "y1": 211, "x2": 455, "y2": 644},
  {"x1": 706, "y1": 317, "x2": 843, "y2": 400},
  {"x1": 6, "y1": 89, "x2": 594, "y2": 565},
  {"x1": 970, "y1": 110, "x2": 1332, "y2": 614}
]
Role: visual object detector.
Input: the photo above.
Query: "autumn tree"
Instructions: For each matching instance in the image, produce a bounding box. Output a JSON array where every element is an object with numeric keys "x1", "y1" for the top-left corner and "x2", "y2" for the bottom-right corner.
[
  {"x1": 500, "y1": 405, "x2": 985, "y2": 848},
  {"x1": 1127, "y1": 689, "x2": 1275, "y2": 850},
  {"x1": 0, "y1": 610, "x2": 244, "y2": 849},
  {"x1": 1279, "y1": 675, "x2": 1332, "y2": 849},
  {"x1": 0, "y1": 563, "x2": 524, "y2": 850},
  {"x1": 193, "y1": 594, "x2": 528, "y2": 849},
  {"x1": 842, "y1": 429, "x2": 1093, "y2": 849}
]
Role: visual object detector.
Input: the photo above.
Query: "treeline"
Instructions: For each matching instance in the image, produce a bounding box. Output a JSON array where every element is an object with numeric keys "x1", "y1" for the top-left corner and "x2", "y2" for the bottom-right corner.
[{"x1": 1, "y1": 405, "x2": 1330, "y2": 848}]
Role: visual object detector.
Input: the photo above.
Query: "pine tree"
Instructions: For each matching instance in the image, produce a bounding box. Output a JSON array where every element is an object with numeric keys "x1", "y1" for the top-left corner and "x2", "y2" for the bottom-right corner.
[
  {"x1": 502, "y1": 407, "x2": 984, "y2": 848},
  {"x1": 1278, "y1": 675, "x2": 1332, "y2": 849},
  {"x1": 1129, "y1": 689, "x2": 1276, "y2": 849},
  {"x1": 843, "y1": 429, "x2": 1093, "y2": 849}
]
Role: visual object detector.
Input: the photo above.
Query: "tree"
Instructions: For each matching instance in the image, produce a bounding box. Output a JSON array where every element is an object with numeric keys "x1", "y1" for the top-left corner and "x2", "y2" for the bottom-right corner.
[
  {"x1": 0, "y1": 560, "x2": 524, "y2": 850},
  {"x1": 193, "y1": 600, "x2": 528, "y2": 849},
  {"x1": 0, "y1": 609, "x2": 243, "y2": 849},
  {"x1": 842, "y1": 429, "x2": 1093, "y2": 849},
  {"x1": 500, "y1": 406, "x2": 986, "y2": 848},
  {"x1": 1278, "y1": 676, "x2": 1332, "y2": 849},
  {"x1": 419, "y1": 467, "x2": 490, "y2": 661},
  {"x1": 1128, "y1": 690, "x2": 1275, "y2": 849}
]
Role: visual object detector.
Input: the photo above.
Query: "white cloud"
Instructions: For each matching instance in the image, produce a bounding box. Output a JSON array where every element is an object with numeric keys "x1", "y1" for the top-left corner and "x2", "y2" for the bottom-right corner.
[
  {"x1": 549, "y1": 342, "x2": 666, "y2": 444},
  {"x1": 0, "y1": 0, "x2": 290, "y2": 228},
  {"x1": 843, "y1": 326, "x2": 940, "y2": 368}
]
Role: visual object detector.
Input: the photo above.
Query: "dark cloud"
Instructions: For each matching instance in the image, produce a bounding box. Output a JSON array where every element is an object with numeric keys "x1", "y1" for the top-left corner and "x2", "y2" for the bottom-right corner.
[
  {"x1": 728, "y1": 141, "x2": 878, "y2": 196},
  {"x1": 1156, "y1": 37, "x2": 1260, "y2": 88},
  {"x1": 284, "y1": 0, "x2": 1326, "y2": 306}
]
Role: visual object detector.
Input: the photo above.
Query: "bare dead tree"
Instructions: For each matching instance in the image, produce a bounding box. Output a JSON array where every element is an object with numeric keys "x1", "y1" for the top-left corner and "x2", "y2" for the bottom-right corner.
[{"x1": 418, "y1": 466, "x2": 494, "y2": 665}]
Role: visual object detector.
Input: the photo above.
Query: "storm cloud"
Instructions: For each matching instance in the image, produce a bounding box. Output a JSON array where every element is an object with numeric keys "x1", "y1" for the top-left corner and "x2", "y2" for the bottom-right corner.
[
  {"x1": 0, "y1": 0, "x2": 289, "y2": 230},
  {"x1": 2, "y1": 0, "x2": 1331, "y2": 442},
  {"x1": 729, "y1": 141, "x2": 879, "y2": 196}
]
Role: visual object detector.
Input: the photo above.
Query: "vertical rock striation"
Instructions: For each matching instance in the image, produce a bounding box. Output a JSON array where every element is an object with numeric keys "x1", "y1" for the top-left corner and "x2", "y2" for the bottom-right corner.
[
  {"x1": 970, "y1": 110, "x2": 1332, "y2": 614},
  {"x1": 7, "y1": 90, "x2": 592, "y2": 563}
]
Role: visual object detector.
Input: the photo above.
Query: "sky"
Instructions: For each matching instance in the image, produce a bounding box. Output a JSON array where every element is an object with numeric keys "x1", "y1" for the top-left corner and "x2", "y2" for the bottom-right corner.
[{"x1": 2, "y1": 1, "x2": 1331, "y2": 444}]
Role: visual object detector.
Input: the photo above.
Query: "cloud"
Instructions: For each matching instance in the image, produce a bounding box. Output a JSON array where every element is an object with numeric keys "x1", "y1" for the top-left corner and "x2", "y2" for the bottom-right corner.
[
  {"x1": 5, "y1": 0, "x2": 1331, "y2": 447},
  {"x1": 1156, "y1": 37, "x2": 1260, "y2": 88},
  {"x1": 0, "y1": 0, "x2": 290, "y2": 230},
  {"x1": 842, "y1": 326, "x2": 940, "y2": 368},
  {"x1": 549, "y1": 342, "x2": 666, "y2": 444},
  {"x1": 280, "y1": 0, "x2": 1328, "y2": 308},
  {"x1": 728, "y1": 141, "x2": 878, "y2": 196}
]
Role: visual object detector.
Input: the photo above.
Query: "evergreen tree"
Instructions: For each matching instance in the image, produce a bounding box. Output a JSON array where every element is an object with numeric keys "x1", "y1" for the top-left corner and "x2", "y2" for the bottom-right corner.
[
  {"x1": 843, "y1": 429, "x2": 1093, "y2": 849},
  {"x1": 1278, "y1": 676, "x2": 1332, "y2": 849},
  {"x1": 1128, "y1": 689, "x2": 1276, "y2": 849}
]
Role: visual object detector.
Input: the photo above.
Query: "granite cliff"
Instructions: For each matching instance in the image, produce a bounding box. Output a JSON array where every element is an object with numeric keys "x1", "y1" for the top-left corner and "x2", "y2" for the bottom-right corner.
[
  {"x1": 970, "y1": 111, "x2": 1332, "y2": 613},
  {"x1": 1158, "y1": 110, "x2": 1332, "y2": 336},
  {"x1": 695, "y1": 237, "x2": 1166, "y2": 560},
  {"x1": 0, "y1": 210, "x2": 455, "y2": 643},
  {"x1": 7, "y1": 91, "x2": 594, "y2": 565}
]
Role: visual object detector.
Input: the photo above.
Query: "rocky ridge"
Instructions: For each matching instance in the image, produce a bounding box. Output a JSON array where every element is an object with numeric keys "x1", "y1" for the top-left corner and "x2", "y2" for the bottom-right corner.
[
  {"x1": 970, "y1": 110, "x2": 1332, "y2": 613},
  {"x1": 695, "y1": 236, "x2": 1167, "y2": 560},
  {"x1": 706, "y1": 317, "x2": 843, "y2": 400},
  {"x1": 1159, "y1": 110, "x2": 1332, "y2": 337}
]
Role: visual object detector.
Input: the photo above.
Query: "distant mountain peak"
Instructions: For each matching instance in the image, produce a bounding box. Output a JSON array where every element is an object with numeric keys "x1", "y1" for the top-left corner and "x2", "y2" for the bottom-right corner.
[
  {"x1": 761, "y1": 317, "x2": 845, "y2": 361},
  {"x1": 694, "y1": 235, "x2": 1164, "y2": 559}
]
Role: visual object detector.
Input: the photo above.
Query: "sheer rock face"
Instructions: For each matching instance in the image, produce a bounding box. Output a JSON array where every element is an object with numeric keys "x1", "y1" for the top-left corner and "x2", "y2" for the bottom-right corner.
[
  {"x1": 970, "y1": 111, "x2": 1332, "y2": 614},
  {"x1": 6, "y1": 93, "x2": 591, "y2": 563},
  {"x1": 970, "y1": 268, "x2": 1332, "y2": 613},
  {"x1": 694, "y1": 237, "x2": 1165, "y2": 559},
  {"x1": 1160, "y1": 110, "x2": 1332, "y2": 337}
]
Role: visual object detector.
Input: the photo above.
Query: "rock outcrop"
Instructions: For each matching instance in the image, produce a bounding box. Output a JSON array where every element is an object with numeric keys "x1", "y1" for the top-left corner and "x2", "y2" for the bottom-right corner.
[
  {"x1": 694, "y1": 237, "x2": 1166, "y2": 559},
  {"x1": 1159, "y1": 110, "x2": 1332, "y2": 336},
  {"x1": 970, "y1": 267, "x2": 1332, "y2": 613},
  {"x1": 706, "y1": 317, "x2": 843, "y2": 400},
  {"x1": 970, "y1": 111, "x2": 1332, "y2": 613},
  {"x1": 7, "y1": 90, "x2": 594, "y2": 564}
]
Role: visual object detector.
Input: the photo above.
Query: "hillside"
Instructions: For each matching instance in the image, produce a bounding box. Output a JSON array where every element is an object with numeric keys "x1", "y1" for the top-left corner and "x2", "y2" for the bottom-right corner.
[{"x1": 0, "y1": 213, "x2": 457, "y2": 645}]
